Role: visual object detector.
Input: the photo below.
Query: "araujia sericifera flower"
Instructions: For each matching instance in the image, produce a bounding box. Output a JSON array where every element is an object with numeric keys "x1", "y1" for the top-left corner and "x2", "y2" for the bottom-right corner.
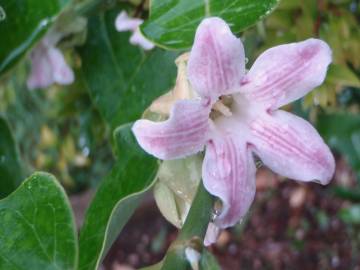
[
  {"x1": 115, "y1": 11, "x2": 155, "y2": 50},
  {"x1": 27, "y1": 35, "x2": 74, "y2": 90},
  {"x1": 132, "y1": 17, "x2": 335, "y2": 242}
]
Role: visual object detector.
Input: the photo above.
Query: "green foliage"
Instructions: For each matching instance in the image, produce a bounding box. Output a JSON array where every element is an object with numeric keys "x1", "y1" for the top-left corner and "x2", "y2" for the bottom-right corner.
[
  {"x1": 79, "y1": 5, "x2": 178, "y2": 130},
  {"x1": 0, "y1": 0, "x2": 70, "y2": 76},
  {"x1": 0, "y1": 66, "x2": 112, "y2": 191},
  {"x1": 0, "y1": 172, "x2": 78, "y2": 270},
  {"x1": 78, "y1": 124, "x2": 159, "y2": 270},
  {"x1": 0, "y1": 116, "x2": 24, "y2": 198},
  {"x1": 339, "y1": 204, "x2": 360, "y2": 224},
  {"x1": 0, "y1": 0, "x2": 359, "y2": 269},
  {"x1": 253, "y1": 0, "x2": 360, "y2": 109},
  {"x1": 142, "y1": 0, "x2": 280, "y2": 50},
  {"x1": 317, "y1": 112, "x2": 360, "y2": 180}
]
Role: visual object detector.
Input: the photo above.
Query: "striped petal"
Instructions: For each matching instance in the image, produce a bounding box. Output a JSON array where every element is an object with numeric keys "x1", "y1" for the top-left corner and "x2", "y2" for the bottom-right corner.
[
  {"x1": 132, "y1": 99, "x2": 210, "y2": 160},
  {"x1": 241, "y1": 39, "x2": 332, "y2": 110},
  {"x1": 202, "y1": 133, "x2": 256, "y2": 228},
  {"x1": 187, "y1": 17, "x2": 245, "y2": 100},
  {"x1": 248, "y1": 110, "x2": 335, "y2": 184}
]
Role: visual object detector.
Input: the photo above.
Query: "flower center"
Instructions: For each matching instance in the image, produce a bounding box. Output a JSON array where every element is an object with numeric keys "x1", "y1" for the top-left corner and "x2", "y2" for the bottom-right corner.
[{"x1": 210, "y1": 95, "x2": 234, "y2": 119}]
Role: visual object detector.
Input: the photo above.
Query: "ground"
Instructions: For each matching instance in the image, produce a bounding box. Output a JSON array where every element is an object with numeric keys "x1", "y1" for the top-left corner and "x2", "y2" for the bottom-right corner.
[{"x1": 72, "y1": 160, "x2": 360, "y2": 270}]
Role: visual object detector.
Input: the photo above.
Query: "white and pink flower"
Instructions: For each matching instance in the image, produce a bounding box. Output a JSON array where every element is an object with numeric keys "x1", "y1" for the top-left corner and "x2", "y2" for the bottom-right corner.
[
  {"x1": 132, "y1": 17, "x2": 335, "y2": 242},
  {"x1": 27, "y1": 37, "x2": 74, "y2": 90},
  {"x1": 115, "y1": 11, "x2": 155, "y2": 51}
]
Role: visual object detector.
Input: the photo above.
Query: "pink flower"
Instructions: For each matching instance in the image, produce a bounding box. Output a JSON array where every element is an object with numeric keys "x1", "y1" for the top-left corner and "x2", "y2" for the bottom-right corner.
[
  {"x1": 115, "y1": 11, "x2": 155, "y2": 51},
  {"x1": 132, "y1": 17, "x2": 335, "y2": 239},
  {"x1": 27, "y1": 38, "x2": 74, "y2": 90}
]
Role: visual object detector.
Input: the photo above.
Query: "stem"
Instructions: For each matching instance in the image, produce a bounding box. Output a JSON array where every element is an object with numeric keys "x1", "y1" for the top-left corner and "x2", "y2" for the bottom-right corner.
[{"x1": 160, "y1": 182, "x2": 214, "y2": 270}]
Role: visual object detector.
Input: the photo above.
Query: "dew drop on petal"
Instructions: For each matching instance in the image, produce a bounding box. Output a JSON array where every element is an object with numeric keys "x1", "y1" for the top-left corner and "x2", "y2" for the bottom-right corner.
[
  {"x1": 207, "y1": 157, "x2": 231, "y2": 179},
  {"x1": 0, "y1": 6, "x2": 6, "y2": 22}
]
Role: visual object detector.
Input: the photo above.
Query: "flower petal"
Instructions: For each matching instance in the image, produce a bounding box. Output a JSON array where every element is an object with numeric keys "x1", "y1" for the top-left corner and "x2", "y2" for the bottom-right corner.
[
  {"x1": 48, "y1": 47, "x2": 74, "y2": 85},
  {"x1": 115, "y1": 11, "x2": 143, "y2": 32},
  {"x1": 204, "y1": 222, "x2": 221, "y2": 246},
  {"x1": 130, "y1": 29, "x2": 155, "y2": 50},
  {"x1": 187, "y1": 17, "x2": 245, "y2": 100},
  {"x1": 132, "y1": 99, "x2": 210, "y2": 160},
  {"x1": 202, "y1": 133, "x2": 256, "y2": 228},
  {"x1": 27, "y1": 46, "x2": 54, "y2": 89},
  {"x1": 241, "y1": 39, "x2": 332, "y2": 110},
  {"x1": 248, "y1": 110, "x2": 335, "y2": 184}
]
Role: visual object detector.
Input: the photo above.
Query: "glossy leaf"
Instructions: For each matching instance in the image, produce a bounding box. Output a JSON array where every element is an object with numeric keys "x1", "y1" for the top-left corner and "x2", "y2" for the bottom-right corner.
[
  {"x1": 0, "y1": 0, "x2": 70, "y2": 76},
  {"x1": 78, "y1": 124, "x2": 159, "y2": 270},
  {"x1": 0, "y1": 116, "x2": 24, "y2": 198},
  {"x1": 78, "y1": 6, "x2": 178, "y2": 130},
  {"x1": 0, "y1": 172, "x2": 78, "y2": 270},
  {"x1": 141, "y1": 0, "x2": 280, "y2": 50}
]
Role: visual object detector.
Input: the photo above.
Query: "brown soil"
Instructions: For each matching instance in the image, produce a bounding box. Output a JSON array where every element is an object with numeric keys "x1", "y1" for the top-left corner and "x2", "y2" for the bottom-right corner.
[{"x1": 100, "y1": 165, "x2": 360, "y2": 270}]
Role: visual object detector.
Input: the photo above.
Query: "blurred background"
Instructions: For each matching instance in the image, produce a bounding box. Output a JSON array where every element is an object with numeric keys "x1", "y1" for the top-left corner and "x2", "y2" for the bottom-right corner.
[{"x1": 0, "y1": 0, "x2": 360, "y2": 269}]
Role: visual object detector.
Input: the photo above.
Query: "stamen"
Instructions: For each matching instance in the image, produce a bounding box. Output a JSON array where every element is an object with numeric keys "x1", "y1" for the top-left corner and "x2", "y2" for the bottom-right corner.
[{"x1": 213, "y1": 101, "x2": 232, "y2": 117}]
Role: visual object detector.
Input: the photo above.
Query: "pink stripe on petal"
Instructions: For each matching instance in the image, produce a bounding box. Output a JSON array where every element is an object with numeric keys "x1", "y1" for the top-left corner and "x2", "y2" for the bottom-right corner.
[
  {"x1": 132, "y1": 99, "x2": 210, "y2": 160},
  {"x1": 187, "y1": 17, "x2": 245, "y2": 100},
  {"x1": 248, "y1": 111, "x2": 335, "y2": 184},
  {"x1": 241, "y1": 39, "x2": 332, "y2": 110},
  {"x1": 202, "y1": 133, "x2": 256, "y2": 228}
]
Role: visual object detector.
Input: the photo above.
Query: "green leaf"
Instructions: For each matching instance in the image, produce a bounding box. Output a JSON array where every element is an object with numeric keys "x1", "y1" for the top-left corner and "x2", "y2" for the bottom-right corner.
[
  {"x1": 339, "y1": 204, "x2": 360, "y2": 224},
  {"x1": 141, "y1": 0, "x2": 280, "y2": 50},
  {"x1": 0, "y1": 116, "x2": 24, "y2": 198},
  {"x1": 0, "y1": 172, "x2": 78, "y2": 270},
  {"x1": 160, "y1": 182, "x2": 214, "y2": 270},
  {"x1": 317, "y1": 112, "x2": 360, "y2": 180},
  {"x1": 78, "y1": 6, "x2": 178, "y2": 130},
  {"x1": 200, "y1": 250, "x2": 221, "y2": 270},
  {"x1": 0, "y1": 0, "x2": 70, "y2": 76},
  {"x1": 327, "y1": 64, "x2": 360, "y2": 88},
  {"x1": 78, "y1": 123, "x2": 159, "y2": 270},
  {"x1": 140, "y1": 262, "x2": 163, "y2": 270}
]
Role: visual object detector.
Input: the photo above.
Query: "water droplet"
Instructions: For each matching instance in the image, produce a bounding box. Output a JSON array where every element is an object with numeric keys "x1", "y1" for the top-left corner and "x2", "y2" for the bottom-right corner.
[
  {"x1": 313, "y1": 179, "x2": 322, "y2": 185},
  {"x1": 211, "y1": 199, "x2": 223, "y2": 221},
  {"x1": 255, "y1": 159, "x2": 263, "y2": 169},
  {"x1": 82, "y1": 147, "x2": 90, "y2": 157},
  {"x1": 39, "y1": 18, "x2": 50, "y2": 29},
  {"x1": 208, "y1": 160, "x2": 231, "y2": 179},
  {"x1": 79, "y1": 136, "x2": 86, "y2": 147},
  {"x1": 0, "y1": 6, "x2": 6, "y2": 22},
  {"x1": 245, "y1": 57, "x2": 249, "y2": 64}
]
